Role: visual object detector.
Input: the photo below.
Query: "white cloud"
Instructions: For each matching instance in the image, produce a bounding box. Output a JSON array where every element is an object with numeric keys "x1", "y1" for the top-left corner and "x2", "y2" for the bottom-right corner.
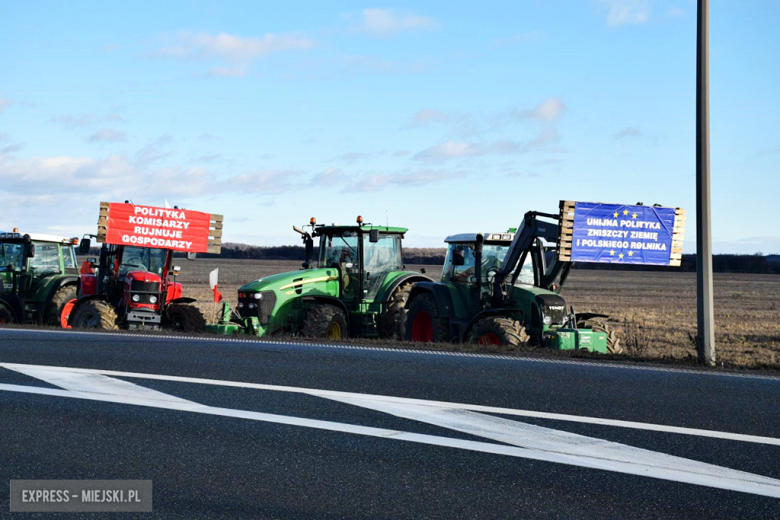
[
  {"x1": 1, "y1": 143, "x2": 24, "y2": 154},
  {"x1": 341, "y1": 169, "x2": 464, "y2": 193},
  {"x1": 152, "y1": 31, "x2": 315, "y2": 77},
  {"x1": 101, "y1": 43, "x2": 118, "y2": 53},
  {"x1": 0, "y1": 97, "x2": 12, "y2": 113},
  {"x1": 408, "y1": 109, "x2": 450, "y2": 127},
  {"x1": 597, "y1": 0, "x2": 650, "y2": 26},
  {"x1": 88, "y1": 128, "x2": 127, "y2": 143},
  {"x1": 331, "y1": 152, "x2": 370, "y2": 163},
  {"x1": 340, "y1": 55, "x2": 436, "y2": 75},
  {"x1": 228, "y1": 170, "x2": 300, "y2": 193},
  {"x1": 353, "y1": 8, "x2": 440, "y2": 37},
  {"x1": 414, "y1": 129, "x2": 561, "y2": 163},
  {"x1": 667, "y1": 7, "x2": 685, "y2": 17},
  {"x1": 309, "y1": 168, "x2": 348, "y2": 187},
  {"x1": 513, "y1": 97, "x2": 566, "y2": 121},
  {"x1": 0, "y1": 133, "x2": 9, "y2": 142},
  {"x1": 50, "y1": 112, "x2": 125, "y2": 128}
]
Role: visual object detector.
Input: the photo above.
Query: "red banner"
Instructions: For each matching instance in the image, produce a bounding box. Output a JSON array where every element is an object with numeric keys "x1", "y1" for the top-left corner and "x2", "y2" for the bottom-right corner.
[{"x1": 104, "y1": 203, "x2": 212, "y2": 253}]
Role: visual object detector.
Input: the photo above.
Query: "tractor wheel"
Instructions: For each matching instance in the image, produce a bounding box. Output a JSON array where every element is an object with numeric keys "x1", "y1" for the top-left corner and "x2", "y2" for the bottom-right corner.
[
  {"x1": 381, "y1": 282, "x2": 415, "y2": 339},
  {"x1": 302, "y1": 304, "x2": 349, "y2": 340},
  {"x1": 163, "y1": 304, "x2": 206, "y2": 333},
  {"x1": 0, "y1": 305, "x2": 15, "y2": 325},
  {"x1": 44, "y1": 284, "x2": 78, "y2": 327},
  {"x1": 578, "y1": 318, "x2": 622, "y2": 354},
  {"x1": 467, "y1": 316, "x2": 529, "y2": 347},
  {"x1": 405, "y1": 293, "x2": 449, "y2": 343},
  {"x1": 70, "y1": 300, "x2": 120, "y2": 330}
]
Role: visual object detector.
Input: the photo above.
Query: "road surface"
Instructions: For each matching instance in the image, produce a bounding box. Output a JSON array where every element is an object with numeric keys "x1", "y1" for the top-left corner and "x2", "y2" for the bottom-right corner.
[{"x1": 1, "y1": 328, "x2": 779, "y2": 519}]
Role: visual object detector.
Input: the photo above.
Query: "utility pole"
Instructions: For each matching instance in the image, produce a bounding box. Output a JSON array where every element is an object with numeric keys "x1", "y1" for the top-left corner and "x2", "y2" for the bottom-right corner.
[{"x1": 696, "y1": 0, "x2": 716, "y2": 365}]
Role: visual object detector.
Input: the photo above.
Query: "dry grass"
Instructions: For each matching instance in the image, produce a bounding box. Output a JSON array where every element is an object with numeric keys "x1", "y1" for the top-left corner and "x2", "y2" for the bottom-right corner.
[{"x1": 174, "y1": 259, "x2": 780, "y2": 369}]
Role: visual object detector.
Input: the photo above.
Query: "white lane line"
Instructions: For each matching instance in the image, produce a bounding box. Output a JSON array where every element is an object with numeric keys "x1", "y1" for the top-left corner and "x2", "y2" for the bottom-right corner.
[
  {"x1": 2, "y1": 375, "x2": 780, "y2": 499},
  {"x1": 2, "y1": 362, "x2": 778, "y2": 447},
  {"x1": 326, "y1": 395, "x2": 780, "y2": 497}
]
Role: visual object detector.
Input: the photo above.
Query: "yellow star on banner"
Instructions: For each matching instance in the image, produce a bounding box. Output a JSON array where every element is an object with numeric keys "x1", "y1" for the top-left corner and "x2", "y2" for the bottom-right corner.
[
  {"x1": 632, "y1": 212, "x2": 638, "y2": 219},
  {"x1": 609, "y1": 249, "x2": 616, "y2": 256},
  {"x1": 619, "y1": 253, "x2": 625, "y2": 259},
  {"x1": 613, "y1": 212, "x2": 618, "y2": 218},
  {"x1": 628, "y1": 251, "x2": 634, "y2": 257},
  {"x1": 623, "y1": 209, "x2": 629, "y2": 216}
]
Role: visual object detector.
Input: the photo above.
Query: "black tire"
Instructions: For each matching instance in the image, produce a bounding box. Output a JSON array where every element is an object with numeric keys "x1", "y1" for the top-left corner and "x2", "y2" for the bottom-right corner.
[
  {"x1": 302, "y1": 304, "x2": 349, "y2": 340},
  {"x1": 405, "y1": 293, "x2": 450, "y2": 343},
  {"x1": 381, "y1": 282, "x2": 415, "y2": 339},
  {"x1": 163, "y1": 304, "x2": 206, "y2": 333},
  {"x1": 578, "y1": 318, "x2": 622, "y2": 354},
  {"x1": 467, "y1": 316, "x2": 529, "y2": 347},
  {"x1": 0, "y1": 305, "x2": 15, "y2": 325},
  {"x1": 71, "y1": 300, "x2": 120, "y2": 330},
  {"x1": 43, "y1": 284, "x2": 77, "y2": 327}
]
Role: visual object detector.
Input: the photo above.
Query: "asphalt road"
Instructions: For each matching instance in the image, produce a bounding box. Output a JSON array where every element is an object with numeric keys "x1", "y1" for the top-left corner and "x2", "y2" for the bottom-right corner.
[{"x1": 1, "y1": 328, "x2": 779, "y2": 519}]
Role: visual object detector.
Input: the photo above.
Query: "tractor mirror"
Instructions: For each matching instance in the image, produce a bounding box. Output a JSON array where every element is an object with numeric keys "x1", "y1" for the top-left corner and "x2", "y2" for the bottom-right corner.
[
  {"x1": 87, "y1": 257, "x2": 97, "y2": 265},
  {"x1": 25, "y1": 242, "x2": 35, "y2": 259},
  {"x1": 369, "y1": 229, "x2": 380, "y2": 243},
  {"x1": 172, "y1": 265, "x2": 181, "y2": 275},
  {"x1": 187, "y1": 252, "x2": 197, "y2": 261},
  {"x1": 452, "y1": 247, "x2": 465, "y2": 266},
  {"x1": 78, "y1": 238, "x2": 91, "y2": 254}
]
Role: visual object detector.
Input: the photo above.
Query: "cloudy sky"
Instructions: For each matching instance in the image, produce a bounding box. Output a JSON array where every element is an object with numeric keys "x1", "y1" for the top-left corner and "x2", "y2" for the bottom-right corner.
[{"x1": 1, "y1": 1, "x2": 778, "y2": 252}]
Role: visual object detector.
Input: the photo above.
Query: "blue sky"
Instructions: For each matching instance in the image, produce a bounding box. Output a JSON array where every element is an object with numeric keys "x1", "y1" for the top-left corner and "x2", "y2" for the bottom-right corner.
[{"x1": 1, "y1": 0, "x2": 778, "y2": 253}]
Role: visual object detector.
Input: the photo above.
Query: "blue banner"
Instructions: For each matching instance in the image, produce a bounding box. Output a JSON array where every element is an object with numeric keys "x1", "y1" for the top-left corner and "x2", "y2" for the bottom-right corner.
[{"x1": 570, "y1": 203, "x2": 677, "y2": 265}]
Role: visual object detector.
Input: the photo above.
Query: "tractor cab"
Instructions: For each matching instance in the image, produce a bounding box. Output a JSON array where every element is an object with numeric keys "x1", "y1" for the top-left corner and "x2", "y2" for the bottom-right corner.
[
  {"x1": 0, "y1": 230, "x2": 80, "y2": 326},
  {"x1": 314, "y1": 219, "x2": 406, "y2": 307}
]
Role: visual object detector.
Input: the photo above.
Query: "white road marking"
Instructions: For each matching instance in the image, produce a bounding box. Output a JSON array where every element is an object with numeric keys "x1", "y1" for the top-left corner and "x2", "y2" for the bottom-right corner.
[
  {"x1": 2, "y1": 364, "x2": 780, "y2": 498},
  {"x1": 2, "y1": 362, "x2": 778, "y2": 447}
]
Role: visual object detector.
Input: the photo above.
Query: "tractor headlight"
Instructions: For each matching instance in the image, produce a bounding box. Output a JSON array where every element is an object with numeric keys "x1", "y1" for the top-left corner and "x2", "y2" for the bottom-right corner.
[
  {"x1": 543, "y1": 315, "x2": 552, "y2": 325},
  {"x1": 238, "y1": 302, "x2": 244, "y2": 309},
  {"x1": 132, "y1": 294, "x2": 141, "y2": 302},
  {"x1": 248, "y1": 303, "x2": 256, "y2": 309},
  {"x1": 149, "y1": 295, "x2": 158, "y2": 304},
  {"x1": 254, "y1": 293, "x2": 263, "y2": 300}
]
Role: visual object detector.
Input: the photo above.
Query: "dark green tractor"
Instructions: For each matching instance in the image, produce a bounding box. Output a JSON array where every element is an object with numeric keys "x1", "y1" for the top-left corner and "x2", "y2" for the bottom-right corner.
[
  {"x1": 0, "y1": 230, "x2": 81, "y2": 327},
  {"x1": 214, "y1": 216, "x2": 432, "y2": 340},
  {"x1": 403, "y1": 211, "x2": 619, "y2": 353}
]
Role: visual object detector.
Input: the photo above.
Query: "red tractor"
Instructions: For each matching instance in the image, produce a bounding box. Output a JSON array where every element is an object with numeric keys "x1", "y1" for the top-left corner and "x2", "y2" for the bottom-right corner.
[
  {"x1": 69, "y1": 240, "x2": 205, "y2": 331},
  {"x1": 67, "y1": 201, "x2": 223, "y2": 332}
]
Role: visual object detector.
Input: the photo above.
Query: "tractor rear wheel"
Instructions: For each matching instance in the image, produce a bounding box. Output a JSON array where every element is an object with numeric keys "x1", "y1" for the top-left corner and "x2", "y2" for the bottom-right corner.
[
  {"x1": 467, "y1": 316, "x2": 529, "y2": 347},
  {"x1": 44, "y1": 284, "x2": 78, "y2": 327},
  {"x1": 0, "y1": 305, "x2": 15, "y2": 324},
  {"x1": 578, "y1": 318, "x2": 622, "y2": 354},
  {"x1": 70, "y1": 300, "x2": 120, "y2": 330},
  {"x1": 405, "y1": 293, "x2": 449, "y2": 343},
  {"x1": 381, "y1": 282, "x2": 414, "y2": 339},
  {"x1": 302, "y1": 304, "x2": 349, "y2": 340},
  {"x1": 163, "y1": 304, "x2": 206, "y2": 333}
]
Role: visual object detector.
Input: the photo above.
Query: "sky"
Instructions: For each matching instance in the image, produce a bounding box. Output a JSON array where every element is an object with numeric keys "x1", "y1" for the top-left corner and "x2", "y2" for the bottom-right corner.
[{"x1": 1, "y1": 0, "x2": 778, "y2": 253}]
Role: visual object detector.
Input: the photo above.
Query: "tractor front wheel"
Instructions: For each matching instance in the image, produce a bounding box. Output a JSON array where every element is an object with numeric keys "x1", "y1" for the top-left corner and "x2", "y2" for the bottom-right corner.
[
  {"x1": 405, "y1": 294, "x2": 449, "y2": 343},
  {"x1": 0, "y1": 305, "x2": 15, "y2": 325},
  {"x1": 577, "y1": 318, "x2": 622, "y2": 354},
  {"x1": 70, "y1": 300, "x2": 120, "y2": 330},
  {"x1": 302, "y1": 304, "x2": 349, "y2": 340},
  {"x1": 163, "y1": 304, "x2": 206, "y2": 333},
  {"x1": 467, "y1": 316, "x2": 529, "y2": 347},
  {"x1": 44, "y1": 284, "x2": 78, "y2": 327}
]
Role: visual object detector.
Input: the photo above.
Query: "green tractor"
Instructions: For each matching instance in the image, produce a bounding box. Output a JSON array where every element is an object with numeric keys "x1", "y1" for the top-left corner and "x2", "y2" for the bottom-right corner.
[
  {"x1": 0, "y1": 230, "x2": 81, "y2": 327},
  {"x1": 219, "y1": 216, "x2": 432, "y2": 340},
  {"x1": 403, "y1": 210, "x2": 620, "y2": 353}
]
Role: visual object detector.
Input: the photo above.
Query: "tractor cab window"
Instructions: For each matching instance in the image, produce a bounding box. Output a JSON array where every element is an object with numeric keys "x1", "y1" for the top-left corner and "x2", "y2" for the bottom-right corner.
[
  {"x1": 319, "y1": 232, "x2": 359, "y2": 268},
  {"x1": 362, "y1": 233, "x2": 403, "y2": 299},
  {"x1": 29, "y1": 242, "x2": 61, "y2": 276},
  {"x1": 119, "y1": 247, "x2": 167, "y2": 276},
  {"x1": 442, "y1": 244, "x2": 476, "y2": 283},
  {"x1": 64, "y1": 246, "x2": 78, "y2": 269},
  {"x1": 0, "y1": 242, "x2": 23, "y2": 270}
]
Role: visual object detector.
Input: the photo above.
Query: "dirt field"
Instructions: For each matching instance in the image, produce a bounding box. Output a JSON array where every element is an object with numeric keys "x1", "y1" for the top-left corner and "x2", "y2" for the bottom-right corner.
[{"x1": 176, "y1": 259, "x2": 780, "y2": 369}]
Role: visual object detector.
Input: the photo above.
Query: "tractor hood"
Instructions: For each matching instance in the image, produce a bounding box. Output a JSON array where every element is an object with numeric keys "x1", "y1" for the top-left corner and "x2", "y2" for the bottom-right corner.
[{"x1": 239, "y1": 268, "x2": 340, "y2": 296}]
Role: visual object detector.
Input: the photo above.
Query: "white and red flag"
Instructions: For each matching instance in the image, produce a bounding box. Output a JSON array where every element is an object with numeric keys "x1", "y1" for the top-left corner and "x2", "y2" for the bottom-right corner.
[{"x1": 209, "y1": 268, "x2": 223, "y2": 303}]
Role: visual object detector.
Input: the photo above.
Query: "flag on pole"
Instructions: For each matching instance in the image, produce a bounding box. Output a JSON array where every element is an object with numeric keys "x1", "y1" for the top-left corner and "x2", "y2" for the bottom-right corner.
[
  {"x1": 165, "y1": 199, "x2": 171, "y2": 208},
  {"x1": 209, "y1": 268, "x2": 223, "y2": 303}
]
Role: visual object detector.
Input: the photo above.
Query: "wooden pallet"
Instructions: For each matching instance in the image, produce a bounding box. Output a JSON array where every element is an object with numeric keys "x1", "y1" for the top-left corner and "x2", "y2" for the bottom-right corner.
[
  {"x1": 97, "y1": 201, "x2": 223, "y2": 254},
  {"x1": 557, "y1": 201, "x2": 687, "y2": 266}
]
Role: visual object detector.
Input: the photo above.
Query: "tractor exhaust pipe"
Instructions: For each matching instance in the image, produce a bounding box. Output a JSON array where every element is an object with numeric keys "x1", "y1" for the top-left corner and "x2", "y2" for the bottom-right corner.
[{"x1": 474, "y1": 234, "x2": 484, "y2": 311}]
